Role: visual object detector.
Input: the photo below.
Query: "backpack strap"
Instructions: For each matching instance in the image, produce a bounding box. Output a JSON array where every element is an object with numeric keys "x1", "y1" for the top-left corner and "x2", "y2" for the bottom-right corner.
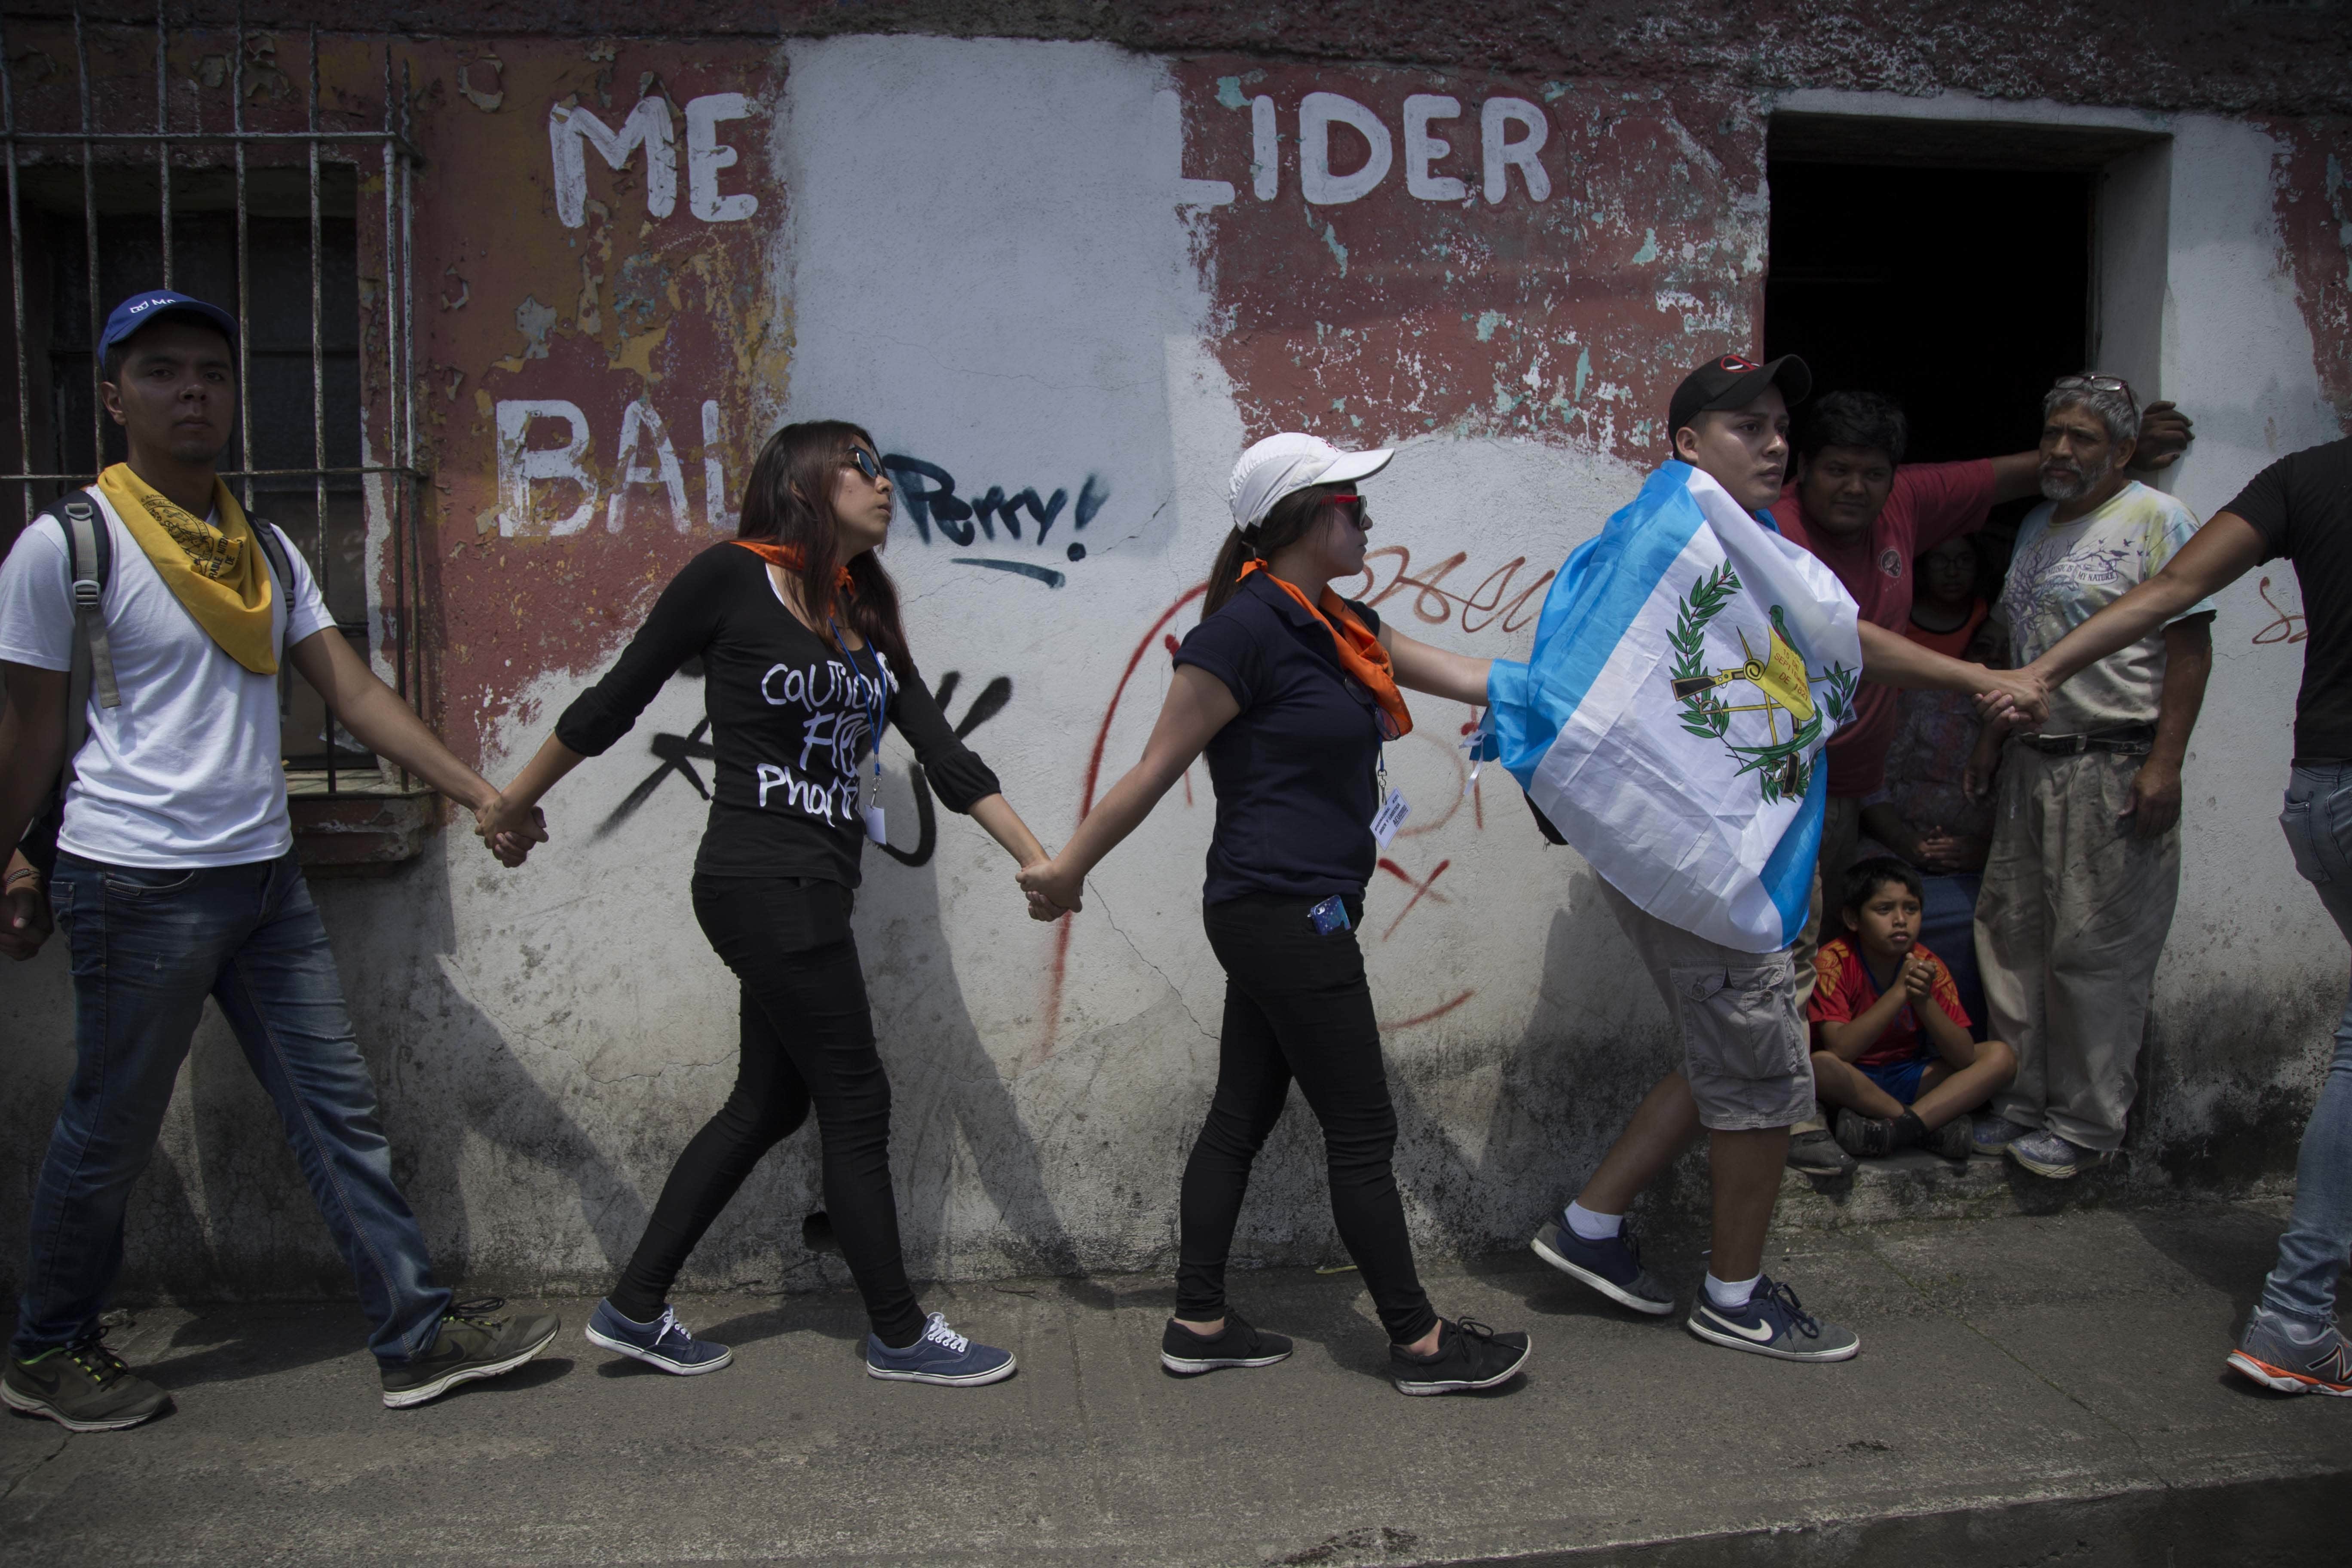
[
  {"x1": 54, "y1": 494, "x2": 116, "y2": 787},
  {"x1": 248, "y1": 513, "x2": 293, "y2": 611}
]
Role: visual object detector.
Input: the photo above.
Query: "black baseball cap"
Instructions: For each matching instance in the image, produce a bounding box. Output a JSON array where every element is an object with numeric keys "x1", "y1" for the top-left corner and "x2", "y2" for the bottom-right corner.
[
  {"x1": 1667, "y1": 352, "x2": 1812, "y2": 438},
  {"x1": 98, "y1": 289, "x2": 239, "y2": 364}
]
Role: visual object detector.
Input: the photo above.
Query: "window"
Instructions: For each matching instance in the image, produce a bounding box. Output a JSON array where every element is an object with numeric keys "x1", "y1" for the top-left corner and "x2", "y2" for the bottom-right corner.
[{"x1": 1, "y1": 12, "x2": 423, "y2": 794}]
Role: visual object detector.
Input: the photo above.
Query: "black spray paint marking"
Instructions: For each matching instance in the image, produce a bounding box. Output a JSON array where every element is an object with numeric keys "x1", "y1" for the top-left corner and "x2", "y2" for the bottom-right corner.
[
  {"x1": 953, "y1": 558, "x2": 1066, "y2": 588},
  {"x1": 593, "y1": 717, "x2": 717, "y2": 838},
  {"x1": 886, "y1": 455, "x2": 1109, "y2": 573}
]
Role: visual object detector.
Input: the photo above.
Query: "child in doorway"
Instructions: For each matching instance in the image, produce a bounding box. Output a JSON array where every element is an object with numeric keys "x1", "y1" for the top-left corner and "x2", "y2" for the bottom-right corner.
[{"x1": 1810, "y1": 858, "x2": 2016, "y2": 1161}]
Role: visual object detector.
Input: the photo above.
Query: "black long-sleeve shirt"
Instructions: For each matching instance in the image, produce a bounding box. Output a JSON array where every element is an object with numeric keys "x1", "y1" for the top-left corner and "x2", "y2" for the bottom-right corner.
[{"x1": 555, "y1": 543, "x2": 1001, "y2": 886}]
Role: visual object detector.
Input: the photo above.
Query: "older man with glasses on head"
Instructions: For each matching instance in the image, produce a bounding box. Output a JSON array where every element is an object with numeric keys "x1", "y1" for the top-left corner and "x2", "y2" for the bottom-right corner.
[{"x1": 1966, "y1": 374, "x2": 2216, "y2": 1180}]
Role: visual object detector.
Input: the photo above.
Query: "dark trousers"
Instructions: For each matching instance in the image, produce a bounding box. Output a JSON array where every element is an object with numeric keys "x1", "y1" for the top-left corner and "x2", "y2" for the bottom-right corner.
[
  {"x1": 1178, "y1": 894, "x2": 1438, "y2": 1344},
  {"x1": 610, "y1": 875, "x2": 924, "y2": 1344}
]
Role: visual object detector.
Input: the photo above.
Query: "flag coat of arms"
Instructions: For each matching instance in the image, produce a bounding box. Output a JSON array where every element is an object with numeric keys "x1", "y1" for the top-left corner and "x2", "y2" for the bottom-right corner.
[{"x1": 1483, "y1": 461, "x2": 1864, "y2": 953}]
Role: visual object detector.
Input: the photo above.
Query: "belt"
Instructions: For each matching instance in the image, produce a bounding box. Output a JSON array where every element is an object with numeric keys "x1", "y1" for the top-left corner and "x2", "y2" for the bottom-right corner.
[{"x1": 2016, "y1": 723, "x2": 2156, "y2": 757}]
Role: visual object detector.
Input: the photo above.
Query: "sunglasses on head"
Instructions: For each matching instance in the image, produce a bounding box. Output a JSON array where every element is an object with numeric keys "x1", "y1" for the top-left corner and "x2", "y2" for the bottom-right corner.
[
  {"x1": 848, "y1": 447, "x2": 887, "y2": 484},
  {"x1": 2054, "y1": 373, "x2": 2135, "y2": 405}
]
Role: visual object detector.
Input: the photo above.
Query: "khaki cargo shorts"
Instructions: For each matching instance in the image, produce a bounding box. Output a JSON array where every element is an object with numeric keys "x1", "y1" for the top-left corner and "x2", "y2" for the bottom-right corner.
[{"x1": 1598, "y1": 879, "x2": 1814, "y2": 1132}]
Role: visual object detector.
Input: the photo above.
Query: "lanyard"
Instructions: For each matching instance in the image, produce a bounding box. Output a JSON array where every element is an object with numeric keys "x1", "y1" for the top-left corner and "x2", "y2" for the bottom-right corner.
[{"x1": 830, "y1": 618, "x2": 886, "y2": 801}]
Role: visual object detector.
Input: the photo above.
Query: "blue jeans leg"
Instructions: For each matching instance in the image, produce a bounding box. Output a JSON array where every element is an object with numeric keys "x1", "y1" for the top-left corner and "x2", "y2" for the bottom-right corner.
[
  {"x1": 12, "y1": 858, "x2": 234, "y2": 1357},
  {"x1": 209, "y1": 857, "x2": 451, "y2": 1362},
  {"x1": 10, "y1": 854, "x2": 450, "y2": 1365},
  {"x1": 2263, "y1": 766, "x2": 2352, "y2": 1326}
]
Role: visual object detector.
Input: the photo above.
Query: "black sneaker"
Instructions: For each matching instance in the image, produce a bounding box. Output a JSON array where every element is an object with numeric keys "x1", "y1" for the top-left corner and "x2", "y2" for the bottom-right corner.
[
  {"x1": 1833, "y1": 1108, "x2": 1896, "y2": 1159},
  {"x1": 1923, "y1": 1116, "x2": 1973, "y2": 1161},
  {"x1": 1786, "y1": 1127, "x2": 1856, "y2": 1177},
  {"x1": 2, "y1": 1337, "x2": 171, "y2": 1431},
  {"x1": 380, "y1": 1297, "x2": 561, "y2": 1409},
  {"x1": 1389, "y1": 1318, "x2": 1531, "y2": 1396},
  {"x1": 1160, "y1": 1311, "x2": 1293, "y2": 1375}
]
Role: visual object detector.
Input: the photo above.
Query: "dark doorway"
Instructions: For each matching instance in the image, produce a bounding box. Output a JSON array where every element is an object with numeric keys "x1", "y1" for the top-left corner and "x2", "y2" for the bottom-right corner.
[{"x1": 1763, "y1": 161, "x2": 2092, "y2": 469}]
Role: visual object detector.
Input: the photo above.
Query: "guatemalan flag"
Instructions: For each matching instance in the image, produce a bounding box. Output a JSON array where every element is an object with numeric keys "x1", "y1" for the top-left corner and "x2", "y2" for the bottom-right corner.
[{"x1": 1482, "y1": 461, "x2": 1864, "y2": 953}]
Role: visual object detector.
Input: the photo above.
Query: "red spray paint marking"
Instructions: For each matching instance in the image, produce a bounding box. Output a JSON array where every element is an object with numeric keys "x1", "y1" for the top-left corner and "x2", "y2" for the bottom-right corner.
[
  {"x1": 1037, "y1": 582, "x2": 1211, "y2": 1060},
  {"x1": 1380, "y1": 858, "x2": 1453, "y2": 941},
  {"x1": 1378, "y1": 990, "x2": 1476, "y2": 1032}
]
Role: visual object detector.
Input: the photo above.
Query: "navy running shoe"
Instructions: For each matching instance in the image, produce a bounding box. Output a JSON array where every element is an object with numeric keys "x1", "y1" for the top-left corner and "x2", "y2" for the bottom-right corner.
[
  {"x1": 584, "y1": 1298, "x2": 733, "y2": 1376},
  {"x1": 1530, "y1": 1217, "x2": 1675, "y2": 1316},
  {"x1": 865, "y1": 1312, "x2": 1016, "y2": 1387},
  {"x1": 1685, "y1": 1275, "x2": 1859, "y2": 1363}
]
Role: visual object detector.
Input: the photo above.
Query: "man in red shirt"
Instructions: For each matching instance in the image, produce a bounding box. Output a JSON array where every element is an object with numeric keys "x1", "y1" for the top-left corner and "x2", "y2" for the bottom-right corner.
[{"x1": 1773, "y1": 389, "x2": 2191, "y2": 1174}]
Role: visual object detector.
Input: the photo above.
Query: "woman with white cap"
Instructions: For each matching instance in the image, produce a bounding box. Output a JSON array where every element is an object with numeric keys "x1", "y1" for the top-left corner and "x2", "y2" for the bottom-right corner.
[{"x1": 1020, "y1": 434, "x2": 1529, "y2": 1395}]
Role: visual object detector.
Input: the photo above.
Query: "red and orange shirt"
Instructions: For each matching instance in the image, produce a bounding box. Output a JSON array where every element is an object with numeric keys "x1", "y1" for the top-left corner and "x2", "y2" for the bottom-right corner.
[{"x1": 1809, "y1": 935, "x2": 1970, "y2": 1068}]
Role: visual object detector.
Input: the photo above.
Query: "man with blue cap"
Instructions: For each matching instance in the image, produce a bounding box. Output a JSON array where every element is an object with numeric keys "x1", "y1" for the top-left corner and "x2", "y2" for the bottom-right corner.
[{"x1": 0, "y1": 290, "x2": 558, "y2": 1428}]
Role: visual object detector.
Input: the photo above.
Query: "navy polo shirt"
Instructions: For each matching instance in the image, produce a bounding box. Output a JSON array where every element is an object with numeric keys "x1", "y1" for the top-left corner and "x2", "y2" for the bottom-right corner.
[{"x1": 1173, "y1": 571, "x2": 1387, "y2": 905}]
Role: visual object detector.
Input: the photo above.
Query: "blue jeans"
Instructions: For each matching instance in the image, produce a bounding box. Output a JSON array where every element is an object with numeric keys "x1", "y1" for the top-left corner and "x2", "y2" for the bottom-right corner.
[
  {"x1": 12, "y1": 852, "x2": 451, "y2": 1365},
  {"x1": 2267, "y1": 766, "x2": 2352, "y2": 1326}
]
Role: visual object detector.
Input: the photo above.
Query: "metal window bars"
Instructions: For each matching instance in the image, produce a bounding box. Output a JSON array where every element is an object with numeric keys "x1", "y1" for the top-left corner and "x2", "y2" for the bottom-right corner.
[{"x1": 0, "y1": 3, "x2": 426, "y2": 796}]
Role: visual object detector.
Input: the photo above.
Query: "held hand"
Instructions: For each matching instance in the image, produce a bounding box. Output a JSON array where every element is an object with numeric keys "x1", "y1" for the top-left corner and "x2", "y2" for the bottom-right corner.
[
  {"x1": 472, "y1": 793, "x2": 549, "y2": 869},
  {"x1": 1016, "y1": 857, "x2": 1085, "y2": 916},
  {"x1": 0, "y1": 882, "x2": 52, "y2": 961},
  {"x1": 1979, "y1": 667, "x2": 2049, "y2": 730},
  {"x1": 2133, "y1": 401, "x2": 2195, "y2": 472},
  {"x1": 2121, "y1": 758, "x2": 2184, "y2": 838}
]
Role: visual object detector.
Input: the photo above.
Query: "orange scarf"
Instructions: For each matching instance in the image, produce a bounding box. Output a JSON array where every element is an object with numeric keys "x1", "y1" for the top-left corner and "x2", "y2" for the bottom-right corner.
[
  {"x1": 1238, "y1": 560, "x2": 1412, "y2": 738},
  {"x1": 733, "y1": 539, "x2": 856, "y2": 595}
]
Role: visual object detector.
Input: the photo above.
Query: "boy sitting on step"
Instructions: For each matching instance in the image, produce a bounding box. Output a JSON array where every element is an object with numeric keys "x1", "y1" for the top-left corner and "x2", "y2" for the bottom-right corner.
[{"x1": 1810, "y1": 858, "x2": 2017, "y2": 1161}]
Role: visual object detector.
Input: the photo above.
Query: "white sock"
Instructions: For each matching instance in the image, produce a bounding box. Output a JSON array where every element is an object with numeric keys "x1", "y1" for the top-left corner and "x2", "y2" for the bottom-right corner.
[
  {"x1": 1705, "y1": 1272, "x2": 1760, "y2": 1313},
  {"x1": 1565, "y1": 1201, "x2": 1622, "y2": 1242}
]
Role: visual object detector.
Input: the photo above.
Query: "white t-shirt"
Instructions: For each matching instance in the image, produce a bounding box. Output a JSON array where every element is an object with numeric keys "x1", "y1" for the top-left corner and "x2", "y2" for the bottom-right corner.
[
  {"x1": 1996, "y1": 480, "x2": 2215, "y2": 736},
  {"x1": 0, "y1": 487, "x2": 334, "y2": 867}
]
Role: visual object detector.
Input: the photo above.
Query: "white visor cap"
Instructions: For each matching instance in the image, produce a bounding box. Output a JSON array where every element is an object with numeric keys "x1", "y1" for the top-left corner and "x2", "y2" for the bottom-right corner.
[{"x1": 1227, "y1": 432, "x2": 1394, "y2": 531}]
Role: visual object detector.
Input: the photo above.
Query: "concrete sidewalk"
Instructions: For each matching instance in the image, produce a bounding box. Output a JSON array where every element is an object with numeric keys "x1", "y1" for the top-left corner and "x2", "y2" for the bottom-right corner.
[{"x1": 2, "y1": 1203, "x2": 2344, "y2": 1567}]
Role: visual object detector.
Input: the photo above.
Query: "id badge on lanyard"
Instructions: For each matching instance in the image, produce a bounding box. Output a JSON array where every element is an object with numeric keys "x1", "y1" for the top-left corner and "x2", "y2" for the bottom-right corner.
[
  {"x1": 1370, "y1": 748, "x2": 1410, "y2": 850},
  {"x1": 833, "y1": 619, "x2": 889, "y2": 846}
]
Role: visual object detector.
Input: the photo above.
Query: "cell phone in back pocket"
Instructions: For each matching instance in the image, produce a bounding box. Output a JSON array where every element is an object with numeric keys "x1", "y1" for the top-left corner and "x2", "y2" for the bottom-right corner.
[{"x1": 1307, "y1": 895, "x2": 1352, "y2": 936}]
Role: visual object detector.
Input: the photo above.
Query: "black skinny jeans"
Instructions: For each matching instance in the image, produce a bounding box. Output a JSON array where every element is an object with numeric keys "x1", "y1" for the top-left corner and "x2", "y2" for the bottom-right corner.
[
  {"x1": 610, "y1": 876, "x2": 925, "y2": 1344},
  {"x1": 1178, "y1": 894, "x2": 1438, "y2": 1344}
]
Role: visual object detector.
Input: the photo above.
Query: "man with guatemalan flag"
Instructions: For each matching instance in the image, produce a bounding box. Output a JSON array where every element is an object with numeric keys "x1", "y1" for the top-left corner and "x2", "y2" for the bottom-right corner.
[{"x1": 1486, "y1": 353, "x2": 2049, "y2": 1363}]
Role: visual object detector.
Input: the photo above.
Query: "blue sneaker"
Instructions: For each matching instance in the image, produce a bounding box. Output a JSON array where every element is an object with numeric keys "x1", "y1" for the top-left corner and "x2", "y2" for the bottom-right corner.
[
  {"x1": 865, "y1": 1312, "x2": 1017, "y2": 1387},
  {"x1": 1685, "y1": 1276, "x2": 1859, "y2": 1363},
  {"x1": 2008, "y1": 1129, "x2": 2104, "y2": 1179},
  {"x1": 584, "y1": 1298, "x2": 732, "y2": 1376},
  {"x1": 1530, "y1": 1217, "x2": 1675, "y2": 1316},
  {"x1": 1971, "y1": 1115, "x2": 2034, "y2": 1158}
]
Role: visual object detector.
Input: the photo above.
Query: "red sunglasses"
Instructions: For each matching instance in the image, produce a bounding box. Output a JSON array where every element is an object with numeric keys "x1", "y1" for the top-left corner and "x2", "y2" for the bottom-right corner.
[{"x1": 1320, "y1": 492, "x2": 1369, "y2": 528}]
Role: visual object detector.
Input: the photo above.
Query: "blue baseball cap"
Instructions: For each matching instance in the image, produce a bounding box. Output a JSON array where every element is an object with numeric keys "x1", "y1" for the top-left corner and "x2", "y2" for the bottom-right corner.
[{"x1": 98, "y1": 289, "x2": 239, "y2": 364}]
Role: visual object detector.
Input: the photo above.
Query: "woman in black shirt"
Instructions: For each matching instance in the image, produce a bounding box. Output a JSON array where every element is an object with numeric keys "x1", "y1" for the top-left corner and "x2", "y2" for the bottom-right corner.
[
  {"x1": 1019, "y1": 433, "x2": 1531, "y2": 1396},
  {"x1": 484, "y1": 421, "x2": 1057, "y2": 1388}
]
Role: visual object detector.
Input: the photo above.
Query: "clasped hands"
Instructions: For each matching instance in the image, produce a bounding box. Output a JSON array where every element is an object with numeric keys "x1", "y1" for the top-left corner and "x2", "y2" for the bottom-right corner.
[
  {"x1": 1017, "y1": 857, "x2": 1082, "y2": 923},
  {"x1": 472, "y1": 792, "x2": 550, "y2": 869}
]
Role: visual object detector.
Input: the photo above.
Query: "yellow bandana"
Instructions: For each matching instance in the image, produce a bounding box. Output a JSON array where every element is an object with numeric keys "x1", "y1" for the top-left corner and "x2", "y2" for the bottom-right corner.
[{"x1": 92, "y1": 463, "x2": 277, "y2": 675}]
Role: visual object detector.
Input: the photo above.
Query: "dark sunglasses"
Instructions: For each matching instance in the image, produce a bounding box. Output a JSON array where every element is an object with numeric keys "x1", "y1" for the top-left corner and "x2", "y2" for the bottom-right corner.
[
  {"x1": 848, "y1": 447, "x2": 888, "y2": 484},
  {"x1": 1320, "y1": 492, "x2": 1370, "y2": 529}
]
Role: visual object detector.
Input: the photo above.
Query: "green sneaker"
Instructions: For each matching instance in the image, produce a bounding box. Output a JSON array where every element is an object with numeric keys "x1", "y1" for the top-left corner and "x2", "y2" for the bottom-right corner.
[
  {"x1": 380, "y1": 1297, "x2": 560, "y2": 1409},
  {"x1": 3, "y1": 1338, "x2": 172, "y2": 1431}
]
